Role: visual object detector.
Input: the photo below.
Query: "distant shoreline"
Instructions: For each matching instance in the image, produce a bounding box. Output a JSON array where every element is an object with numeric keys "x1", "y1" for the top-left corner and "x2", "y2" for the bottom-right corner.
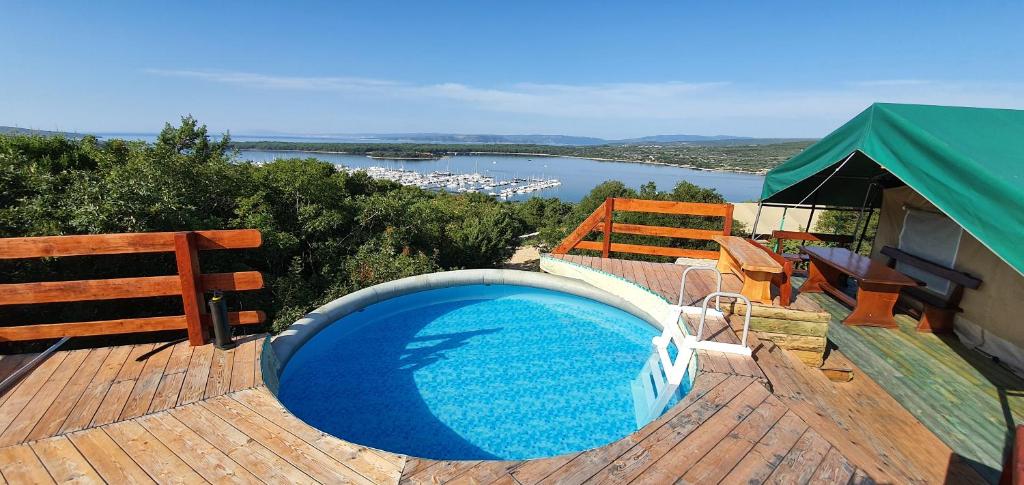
[{"x1": 237, "y1": 148, "x2": 767, "y2": 175}]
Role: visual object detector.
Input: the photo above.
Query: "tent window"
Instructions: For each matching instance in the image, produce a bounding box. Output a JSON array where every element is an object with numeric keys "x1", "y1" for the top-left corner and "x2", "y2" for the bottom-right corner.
[{"x1": 897, "y1": 208, "x2": 963, "y2": 297}]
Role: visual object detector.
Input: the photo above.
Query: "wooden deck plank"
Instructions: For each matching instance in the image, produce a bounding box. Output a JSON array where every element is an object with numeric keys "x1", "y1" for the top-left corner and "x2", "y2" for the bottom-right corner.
[
  {"x1": 444, "y1": 461, "x2": 517, "y2": 485},
  {"x1": 59, "y1": 344, "x2": 133, "y2": 434},
  {"x1": 161, "y1": 340, "x2": 194, "y2": 375},
  {"x1": 147, "y1": 372, "x2": 187, "y2": 414},
  {"x1": 625, "y1": 381, "x2": 771, "y2": 484},
  {"x1": 0, "y1": 353, "x2": 36, "y2": 408},
  {"x1": 232, "y1": 387, "x2": 403, "y2": 483},
  {"x1": 807, "y1": 446, "x2": 857, "y2": 484},
  {"x1": 30, "y1": 436, "x2": 104, "y2": 483},
  {"x1": 67, "y1": 427, "x2": 155, "y2": 485},
  {"x1": 0, "y1": 443, "x2": 55, "y2": 484},
  {"x1": 119, "y1": 343, "x2": 174, "y2": 420},
  {"x1": 580, "y1": 375, "x2": 756, "y2": 484},
  {"x1": 204, "y1": 345, "x2": 235, "y2": 399},
  {"x1": 401, "y1": 460, "x2": 481, "y2": 485},
  {"x1": 136, "y1": 411, "x2": 260, "y2": 484},
  {"x1": 103, "y1": 420, "x2": 206, "y2": 484},
  {"x1": 90, "y1": 343, "x2": 155, "y2": 427},
  {"x1": 228, "y1": 337, "x2": 257, "y2": 392},
  {"x1": 169, "y1": 402, "x2": 317, "y2": 484},
  {"x1": 0, "y1": 349, "x2": 89, "y2": 446},
  {"x1": 678, "y1": 392, "x2": 789, "y2": 483},
  {"x1": 763, "y1": 428, "x2": 833, "y2": 484},
  {"x1": 253, "y1": 338, "x2": 264, "y2": 386},
  {"x1": 177, "y1": 343, "x2": 214, "y2": 405},
  {"x1": 0, "y1": 351, "x2": 68, "y2": 437},
  {"x1": 720, "y1": 410, "x2": 808, "y2": 484},
  {"x1": 200, "y1": 395, "x2": 375, "y2": 484},
  {"x1": 26, "y1": 347, "x2": 111, "y2": 442}
]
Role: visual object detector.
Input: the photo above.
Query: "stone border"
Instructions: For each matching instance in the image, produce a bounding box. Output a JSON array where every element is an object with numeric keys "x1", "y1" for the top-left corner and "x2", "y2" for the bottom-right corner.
[{"x1": 265, "y1": 268, "x2": 674, "y2": 391}]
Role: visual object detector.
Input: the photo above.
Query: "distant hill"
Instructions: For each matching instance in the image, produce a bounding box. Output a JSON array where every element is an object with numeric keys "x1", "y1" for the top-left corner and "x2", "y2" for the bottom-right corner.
[
  {"x1": 6, "y1": 126, "x2": 811, "y2": 148},
  {"x1": 255, "y1": 132, "x2": 808, "y2": 147},
  {"x1": 0, "y1": 126, "x2": 85, "y2": 138}
]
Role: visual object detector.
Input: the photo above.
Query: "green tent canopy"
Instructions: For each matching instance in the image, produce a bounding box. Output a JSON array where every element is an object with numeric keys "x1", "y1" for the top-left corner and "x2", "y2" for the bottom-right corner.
[{"x1": 761, "y1": 103, "x2": 1024, "y2": 275}]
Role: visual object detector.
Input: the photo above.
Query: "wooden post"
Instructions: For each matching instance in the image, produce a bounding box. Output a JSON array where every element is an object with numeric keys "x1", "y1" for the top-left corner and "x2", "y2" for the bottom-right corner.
[
  {"x1": 723, "y1": 203, "x2": 734, "y2": 236},
  {"x1": 601, "y1": 198, "x2": 614, "y2": 258},
  {"x1": 174, "y1": 232, "x2": 208, "y2": 346}
]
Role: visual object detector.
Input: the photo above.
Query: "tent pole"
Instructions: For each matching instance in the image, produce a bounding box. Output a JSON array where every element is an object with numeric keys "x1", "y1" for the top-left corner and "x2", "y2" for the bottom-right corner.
[
  {"x1": 807, "y1": 192, "x2": 818, "y2": 232},
  {"x1": 750, "y1": 202, "x2": 763, "y2": 238},
  {"x1": 855, "y1": 207, "x2": 874, "y2": 253},
  {"x1": 851, "y1": 183, "x2": 876, "y2": 252}
]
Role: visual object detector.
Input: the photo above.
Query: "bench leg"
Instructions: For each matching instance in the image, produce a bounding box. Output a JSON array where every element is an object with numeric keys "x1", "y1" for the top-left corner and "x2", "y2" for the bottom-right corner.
[
  {"x1": 843, "y1": 282, "x2": 901, "y2": 328},
  {"x1": 740, "y1": 270, "x2": 776, "y2": 305},
  {"x1": 800, "y1": 258, "x2": 840, "y2": 294},
  {"x1": 918, "y1": 305, "x2": 956, "y2": 333}
]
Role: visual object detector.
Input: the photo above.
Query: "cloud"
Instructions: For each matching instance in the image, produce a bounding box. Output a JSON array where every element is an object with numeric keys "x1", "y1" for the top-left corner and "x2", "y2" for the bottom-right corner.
[{"x1": 144, "y1": 69, "x2": 1024, "y2": 135}]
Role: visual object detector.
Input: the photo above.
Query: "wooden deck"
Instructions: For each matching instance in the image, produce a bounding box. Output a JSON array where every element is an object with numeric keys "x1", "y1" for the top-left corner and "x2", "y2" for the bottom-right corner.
[
  {"x1": 804, "y1": 281, "x2": 1024, "y2": 483},
  {"x1": 0, "y1": 255, "x2": 1004, "y2": 483},
  {"x1": 545, "y1": 253, "x2": 989, "y2": 484}
]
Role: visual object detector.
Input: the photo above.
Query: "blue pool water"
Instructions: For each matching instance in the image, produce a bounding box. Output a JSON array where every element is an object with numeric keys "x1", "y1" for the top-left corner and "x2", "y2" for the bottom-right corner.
[{"x1": 277, "y1": 284, "x2": 688, "y2": 460}]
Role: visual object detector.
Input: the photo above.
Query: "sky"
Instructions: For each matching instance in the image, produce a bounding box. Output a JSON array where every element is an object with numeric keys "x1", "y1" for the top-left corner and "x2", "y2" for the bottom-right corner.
[{"x1": 2, "y1": 1, "x2": 1023, "y2": 139}]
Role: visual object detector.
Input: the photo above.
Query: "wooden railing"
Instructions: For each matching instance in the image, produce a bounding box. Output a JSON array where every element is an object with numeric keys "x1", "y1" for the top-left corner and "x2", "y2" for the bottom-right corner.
[
  {"x1": 552, "y1": 198, "x2": 734, "y2": 260},
  {"x1": 0, "y1": 230, "x2": 265, "y2": 345}
]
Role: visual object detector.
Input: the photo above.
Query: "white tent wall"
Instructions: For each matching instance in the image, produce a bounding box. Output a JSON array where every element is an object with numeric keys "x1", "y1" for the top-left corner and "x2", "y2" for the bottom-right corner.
[{"x1": 871, "y1": 186, "x2": 1024, "y2": 374}]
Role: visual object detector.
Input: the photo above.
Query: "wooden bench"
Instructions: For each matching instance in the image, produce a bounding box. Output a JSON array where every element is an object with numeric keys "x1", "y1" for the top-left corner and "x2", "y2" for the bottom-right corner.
[
  {"x1": 881, "y1": 246, "x2": 982, "y2": 333},
  {"x1": 712, "y1": 235, "x2": 783, "y2": 305},
  {"x1": 745, "y1": 238, "x2": 793, "y2": 307},
  {"x1": 771, "y1": 230, "x2": 855, "y2": 268}
]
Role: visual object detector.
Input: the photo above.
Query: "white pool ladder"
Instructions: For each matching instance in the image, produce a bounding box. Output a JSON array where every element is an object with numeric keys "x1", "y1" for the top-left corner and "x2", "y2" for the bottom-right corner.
[{"x1": 631, "y1": 267, "x2": 754, "y2": 426}]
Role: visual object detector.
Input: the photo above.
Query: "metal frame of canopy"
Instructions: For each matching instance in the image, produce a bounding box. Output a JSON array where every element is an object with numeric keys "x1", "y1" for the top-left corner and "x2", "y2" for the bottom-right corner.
[{"x1": 751, "y1": 161, "x2": 892, "y2": 253}]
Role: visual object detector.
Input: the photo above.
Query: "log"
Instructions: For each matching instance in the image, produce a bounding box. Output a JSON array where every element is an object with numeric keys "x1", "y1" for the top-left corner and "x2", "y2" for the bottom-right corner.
[
  {"x1": 748, "y1": 317, "x2": 828, "y2": 338},
  {"x1": 721, "y1": 300, "x2": 831, "y2": 322},
  {"x1": 821, "y1": 367, "x2": 855, "y2": 382},
  {"x1": 790, "y1": 349, "x2": 826, "y2": 368},
  {"x1": 757, "y1": 332, "x2": 827, "y2": 353}
]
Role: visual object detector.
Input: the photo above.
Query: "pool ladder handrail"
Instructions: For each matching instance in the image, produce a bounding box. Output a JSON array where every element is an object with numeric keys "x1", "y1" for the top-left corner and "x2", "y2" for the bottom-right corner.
[
  {"x1": 633, "y1": 273, "x2": 754, "y2": 426},
  {"x1": 677, "y1": 266, "x2": 722, "y2": 309}
]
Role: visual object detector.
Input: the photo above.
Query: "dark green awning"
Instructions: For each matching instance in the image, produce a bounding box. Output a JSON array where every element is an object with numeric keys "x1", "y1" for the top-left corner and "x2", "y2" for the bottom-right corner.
[{"x1": 761, "y1": 103, "x2": 1024, "y2": 274}]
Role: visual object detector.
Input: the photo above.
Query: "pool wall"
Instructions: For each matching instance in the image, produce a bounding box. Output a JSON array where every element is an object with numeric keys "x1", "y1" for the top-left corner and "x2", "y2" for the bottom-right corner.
[{"x1": 264, "y1": 268, "x2": 680, "y2": 395}]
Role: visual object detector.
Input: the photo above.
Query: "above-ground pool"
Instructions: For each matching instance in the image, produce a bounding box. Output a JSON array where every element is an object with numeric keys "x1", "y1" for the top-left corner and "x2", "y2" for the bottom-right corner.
[{"x1": 275, "y1": 275, "x2": 691, "y2": 461}]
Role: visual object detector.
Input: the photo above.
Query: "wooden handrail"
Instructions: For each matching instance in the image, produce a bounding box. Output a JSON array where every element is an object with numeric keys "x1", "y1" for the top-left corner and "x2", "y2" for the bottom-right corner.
[
  {"x1": 552, "y1": 197, "x2": 734, "y2": 260},
  {"x1": 0, "y1": 230, "x2": 264, "y2": 345},
  {"x1": 0, "y1": 229, "x2": 261, "y2": 259}
]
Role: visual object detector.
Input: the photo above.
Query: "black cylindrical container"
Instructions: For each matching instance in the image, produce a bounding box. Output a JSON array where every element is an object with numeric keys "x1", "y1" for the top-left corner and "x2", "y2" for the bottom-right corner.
[{"x1": 208, "y1": 291, "x2": 236, "y2": 350}]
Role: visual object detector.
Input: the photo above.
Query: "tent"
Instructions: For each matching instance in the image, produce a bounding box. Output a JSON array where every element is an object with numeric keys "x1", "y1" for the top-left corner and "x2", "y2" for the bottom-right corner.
[{"x1": 760, "y1": 103, "x2": 1024, "y2": 276}]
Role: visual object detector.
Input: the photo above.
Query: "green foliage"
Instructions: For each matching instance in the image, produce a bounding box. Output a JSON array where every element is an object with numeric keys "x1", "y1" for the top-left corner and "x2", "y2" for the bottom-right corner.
[
  {"x1": 815, "y1": 209, "x2": 879, "y2": 255},
  {"x1": 0, "y1": 118, "x2": 525, "y2": 334}
]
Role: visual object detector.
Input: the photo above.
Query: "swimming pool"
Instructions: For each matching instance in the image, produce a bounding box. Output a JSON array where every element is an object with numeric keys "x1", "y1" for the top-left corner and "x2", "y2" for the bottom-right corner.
[{"x1": 272, "y1": 271, "x2": 692, "y2": 460}]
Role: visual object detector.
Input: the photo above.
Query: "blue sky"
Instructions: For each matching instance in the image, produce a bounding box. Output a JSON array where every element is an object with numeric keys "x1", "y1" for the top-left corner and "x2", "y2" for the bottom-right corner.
[{"x1": 2, "y1": 1, "x2": 1022, "y2": 138}]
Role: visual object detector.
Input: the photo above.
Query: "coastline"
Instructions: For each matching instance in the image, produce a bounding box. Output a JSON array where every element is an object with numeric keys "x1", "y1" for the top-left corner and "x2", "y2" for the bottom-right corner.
[{"x1": 235, "y1": 148, "x2": 768, "y2": 175}]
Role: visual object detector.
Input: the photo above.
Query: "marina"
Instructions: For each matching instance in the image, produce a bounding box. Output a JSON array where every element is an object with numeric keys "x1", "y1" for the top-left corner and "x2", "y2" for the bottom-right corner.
[
  {"x1": 337, "y1": 165, "x2": 561, "y2": 198},
  {"x1": 238, "y1": 151, "x2": 766, "y2": 202}
]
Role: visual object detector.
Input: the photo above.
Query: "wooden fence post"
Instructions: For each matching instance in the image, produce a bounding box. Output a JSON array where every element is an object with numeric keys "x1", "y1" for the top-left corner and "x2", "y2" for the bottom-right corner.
[
  {"x1": 601, "y1": 197, "x2": 614, "y2": 258},
  {"x1": 174, "y1": 232, "x2": 208, "y2": 346},
  {"x1": 723, "y1": 203, "x2": 734, "y2": 236}
]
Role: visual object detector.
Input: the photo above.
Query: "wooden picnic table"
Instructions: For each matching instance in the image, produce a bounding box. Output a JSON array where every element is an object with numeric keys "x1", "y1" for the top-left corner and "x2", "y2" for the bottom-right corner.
[{"x1": 799, "y1": 246, "x2": 920, "y2": 328}]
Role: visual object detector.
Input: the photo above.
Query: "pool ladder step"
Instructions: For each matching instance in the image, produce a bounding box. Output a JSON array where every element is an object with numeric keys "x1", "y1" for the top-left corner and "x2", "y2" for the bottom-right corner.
[{"x1": 631, "y1": 267, "x2": 753, "y2": 427}]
